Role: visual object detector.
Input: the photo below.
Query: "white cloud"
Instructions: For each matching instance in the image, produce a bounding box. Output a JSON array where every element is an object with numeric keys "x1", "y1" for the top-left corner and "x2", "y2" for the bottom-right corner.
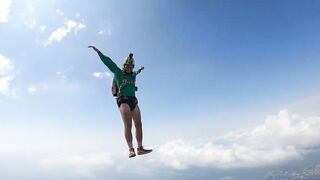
[
  {"x1": 56, "y1": 71, "x2": 67, "y2": 79},
  {"x1": 0, "y1": 127, "x2": 119, "y2": 179},
  {"x1": 39, "y1": 25, "x2": 46, "y2": 32},
  {"x1": 24, "y1": 19, "x2": 46, "y2": 33},
  {"x1": 98, "y1": 30, "x2": 104, "y2": 35},
  {"x1": 25, "y1": 19, "x2": 37, "y2": 29},
  {"x1": 56, "y1": 67, "x2": 74, "y2": 79},
  {"x1": 76, "y1": 13, "x2": 80, "y2": 18},
  {"x1": 98, "y1": 29, "x2": 112, "y2": 36},
  {"x1": 25, "y1": 83, "x2": 48, "y2": 94},
  {"x1": 75, "y1": 22, "x2": 86, "y2": 35},
  {"x1": 0, "y1": 75, "x2": 15, "y2": 95},
  {"x1": 45, "y1": 26, "x2": 69, "y2": 45},
  {"x1": 0, "y1": 0, "x2": 11, "y2": 23},
  {"x1": 93, "y1": 72, "x2": 112, "y2": 79},
  {"x1": 44, "y1": 19, "x2": 86, "y2": 46},
  {"x1": 56, "y1": 9, "x2": 64, "y2": 16},
  {"x1": 17, "y1": 2, "x2": 46, "y2": 34},
  {"x1": 0, "y1": 54, "x2": 15, "y2": 96},
  {"x1": 40, "y1": 153, "x2": 113, "y2": 178},
  {"x1": 27, "y1": 86, "x2": 36, "y2": 94},
  {"x1": 97, "y1": 20, "x2": 113, "y2": 37},
  {"x1": 154, "y1": 109, "x2": 320, "y2": 169},
  {"x1": 0, "y1": 54, "x2": 13, "y2": 74}
]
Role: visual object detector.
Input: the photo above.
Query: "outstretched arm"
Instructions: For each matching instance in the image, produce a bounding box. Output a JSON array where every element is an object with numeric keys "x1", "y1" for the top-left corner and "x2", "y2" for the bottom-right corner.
[
  {"x1": 88, "y1": 46, "x2": 100, "y2": 53},
  {"x1": 88, "y1": 46, "x2": 121, "y2": 74},
  {"x1": 136, "y1": 66, "x2": 144, "y2": 75}
]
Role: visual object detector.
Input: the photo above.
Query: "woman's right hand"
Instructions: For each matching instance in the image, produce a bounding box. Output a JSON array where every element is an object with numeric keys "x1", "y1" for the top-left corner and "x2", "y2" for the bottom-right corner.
[{"x1": 88, "y1": 46, "x2": 100, "y2": 53}]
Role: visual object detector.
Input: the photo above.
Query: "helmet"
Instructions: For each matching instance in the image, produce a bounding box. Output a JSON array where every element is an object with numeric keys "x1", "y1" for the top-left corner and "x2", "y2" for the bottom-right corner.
[{"x1": 123, "y1": 53, "x2": 135, "y2": 67}]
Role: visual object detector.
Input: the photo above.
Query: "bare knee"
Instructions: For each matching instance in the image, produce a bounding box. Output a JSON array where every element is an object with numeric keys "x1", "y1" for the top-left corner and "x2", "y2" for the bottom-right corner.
[{"x1": 122, "y1": 115, "x2": 132, "y2": 129}]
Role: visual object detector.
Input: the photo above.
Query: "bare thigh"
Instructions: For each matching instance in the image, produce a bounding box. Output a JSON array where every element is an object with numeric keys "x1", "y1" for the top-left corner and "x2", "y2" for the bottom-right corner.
[{"x1": 119, "y1": 103, "x2": 132, "y2": 125}]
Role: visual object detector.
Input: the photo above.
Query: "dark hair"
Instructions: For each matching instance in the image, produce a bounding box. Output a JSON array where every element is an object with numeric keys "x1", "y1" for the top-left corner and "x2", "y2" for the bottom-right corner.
[{"x1": 129, "y1": 53, "x2": 133, "y2": 59}]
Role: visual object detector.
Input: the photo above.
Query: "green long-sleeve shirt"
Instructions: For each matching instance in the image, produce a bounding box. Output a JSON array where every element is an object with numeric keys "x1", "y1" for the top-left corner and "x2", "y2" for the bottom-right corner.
[{"x1": 98, "y1": 51, "x2": 141, "y2": 97}]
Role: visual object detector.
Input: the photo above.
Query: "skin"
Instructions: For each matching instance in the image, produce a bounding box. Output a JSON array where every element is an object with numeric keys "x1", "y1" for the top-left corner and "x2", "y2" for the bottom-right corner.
[
  {"x1": 119, "y1": 103, "x2": 143, "y2": 149},
  {"x1": 124, "y1": 64, "x2": 134, "y2": 73},
  {"x1": 88, "y1": 45, "x2": 144, "y2": 149}
]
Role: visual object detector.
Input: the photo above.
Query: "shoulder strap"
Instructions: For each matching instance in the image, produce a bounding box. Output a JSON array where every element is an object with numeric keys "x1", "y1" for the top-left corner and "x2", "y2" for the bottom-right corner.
[{"x1": 117, "y1": 72, "x2": 133, "y2": 96}]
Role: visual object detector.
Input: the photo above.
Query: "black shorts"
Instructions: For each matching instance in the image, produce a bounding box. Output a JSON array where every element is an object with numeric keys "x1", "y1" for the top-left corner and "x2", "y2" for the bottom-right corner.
[{"x1": 116, "y1": 96, "x2": 138, "y2": 111}]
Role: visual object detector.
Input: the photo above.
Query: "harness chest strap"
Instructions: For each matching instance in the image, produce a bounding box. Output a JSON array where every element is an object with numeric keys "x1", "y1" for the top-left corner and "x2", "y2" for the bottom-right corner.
[
  {"x1": 117, "y1": 79, "x2": 126, "y2": 96},
  {"x1": 117, "y1": 78, "x2": 135, "y2": 96}
]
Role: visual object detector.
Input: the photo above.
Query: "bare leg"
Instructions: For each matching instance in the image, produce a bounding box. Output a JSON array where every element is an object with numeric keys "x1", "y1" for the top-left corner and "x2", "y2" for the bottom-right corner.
[
  {"x1": 131, "y1": 105, "x2": 143, "y2": 147},
  {"x1": 132, "y1": 105, "x2": 152, "y2": 155},
  {"x1": 119, "y1": 103, "x2": 133, "y2": 149}
]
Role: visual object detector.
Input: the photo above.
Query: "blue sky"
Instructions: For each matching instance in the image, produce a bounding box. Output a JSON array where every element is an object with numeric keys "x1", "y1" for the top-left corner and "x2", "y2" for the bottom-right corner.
[{"x1": 1, "y1": 0, "x2": 320, "y2": 179}]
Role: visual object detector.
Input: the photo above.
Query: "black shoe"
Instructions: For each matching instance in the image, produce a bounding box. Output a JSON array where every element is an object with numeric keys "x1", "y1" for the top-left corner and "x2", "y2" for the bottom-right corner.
[
  {"x1": 137, "y1": 146, "x2": 152, "y2": 155},
  {"x1": 129, "y1": 148, "x2": 136, "y2": 158}
]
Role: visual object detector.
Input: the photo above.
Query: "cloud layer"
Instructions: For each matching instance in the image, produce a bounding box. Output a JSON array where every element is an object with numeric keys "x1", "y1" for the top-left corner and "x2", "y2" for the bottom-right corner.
[
  {"x1": 1, "y1": 109, "x2": 319, "y2": 178},
  {"x1": 0, "y1": 0, "x2": 12, "y2": 23},
  {"x1": 40, "y1": 153, "x2": 113, "y2": 178},
  {"x1": 0, "y1": 54, "x2": 15, "y2": 96},
  {"x1": 154, "y1": 109, "x2": 320, "y2": 169}
]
